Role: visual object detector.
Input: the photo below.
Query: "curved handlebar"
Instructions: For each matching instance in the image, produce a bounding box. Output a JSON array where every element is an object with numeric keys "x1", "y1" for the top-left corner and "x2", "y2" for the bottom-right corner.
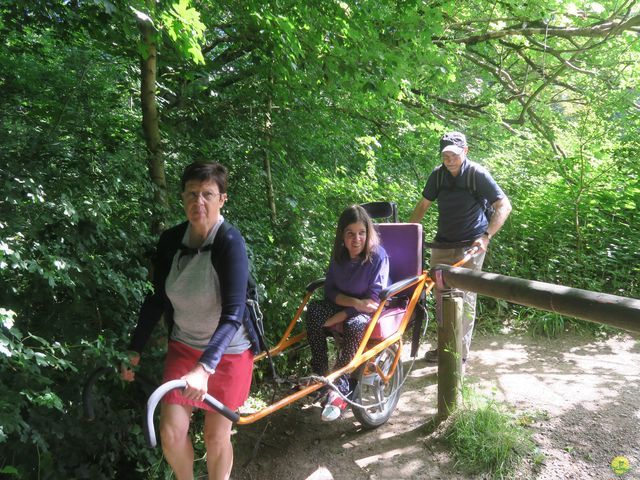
[
  {"x1": 82, "y1": 366, "x2": 115, "y2": 420},
  {"x1": 145, "y1": 380, "x2": 240, "y2": 448},
  {"x1": 82, "y1": 366, "x2": 157, "y2": 421}
]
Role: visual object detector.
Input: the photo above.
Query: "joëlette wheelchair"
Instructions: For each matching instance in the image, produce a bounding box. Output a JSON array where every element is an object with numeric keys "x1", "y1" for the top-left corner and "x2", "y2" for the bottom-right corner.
[{"x1": 144, "y1": 202, "x2": 476, "y2": 447}]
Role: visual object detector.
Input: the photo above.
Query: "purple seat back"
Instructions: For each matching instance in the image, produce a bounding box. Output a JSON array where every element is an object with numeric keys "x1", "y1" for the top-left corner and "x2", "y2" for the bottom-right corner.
[
  {"x1": 330, "y1": 223, "x2": 423, "y2": 341},
  {"x1": 376, "y1": 223, "x2": 423, "y2": 284}
]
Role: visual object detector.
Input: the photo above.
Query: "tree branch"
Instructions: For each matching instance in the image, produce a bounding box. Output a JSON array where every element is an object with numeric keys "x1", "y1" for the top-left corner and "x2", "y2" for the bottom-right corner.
[
  {"x1": 498, "y1": 40, "x2": 583, "y2": 93},
  {"x1": 440, "y1": 14, "x2": 640, "y2": 45},
  {"x1": 524, "y1": 37, "x2": 598, "y2": 75}
]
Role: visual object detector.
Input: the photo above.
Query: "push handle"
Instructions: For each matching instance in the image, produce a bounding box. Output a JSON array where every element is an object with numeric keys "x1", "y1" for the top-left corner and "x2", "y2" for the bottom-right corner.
[
  {"x1": 82, "y1": 366, "x2": 157, "y2": 421},
  {"x1": 454, "y1": 245, "x2": 480, "y2": 267},
  {"x1": 82, "y1": 366, "x2": 115, "y2": 420},
  {"x1": 145, "y1": 380, "x2": 240, "y2": 448}
]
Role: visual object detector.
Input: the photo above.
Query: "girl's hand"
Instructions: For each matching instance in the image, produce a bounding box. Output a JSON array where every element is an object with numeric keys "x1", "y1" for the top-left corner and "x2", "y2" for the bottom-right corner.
[{"x1": 355, "y1": 298, "x2": 379, "y2": 314}]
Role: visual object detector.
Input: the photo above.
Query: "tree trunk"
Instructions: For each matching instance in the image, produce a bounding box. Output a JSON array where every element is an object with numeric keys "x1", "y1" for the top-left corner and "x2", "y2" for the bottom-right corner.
[{"x1": 139, "y1": 12, "x2": 167, "y2": 235}]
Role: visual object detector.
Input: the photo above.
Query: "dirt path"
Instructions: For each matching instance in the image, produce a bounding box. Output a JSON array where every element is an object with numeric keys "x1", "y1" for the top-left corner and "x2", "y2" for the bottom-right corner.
[{"x1": 231, "y1": 333, "x2": 640, "y2": 480}]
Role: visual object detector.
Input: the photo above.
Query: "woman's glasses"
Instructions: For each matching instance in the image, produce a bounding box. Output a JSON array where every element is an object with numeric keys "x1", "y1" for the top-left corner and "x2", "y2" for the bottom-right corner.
[{"x1": 182, "y1": 190, "x2": 225, "y2": 203}]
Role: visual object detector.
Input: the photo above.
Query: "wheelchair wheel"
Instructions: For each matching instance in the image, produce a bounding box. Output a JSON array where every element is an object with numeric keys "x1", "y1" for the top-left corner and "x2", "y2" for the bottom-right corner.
[{"x1": 352, "y1": 343, "x2": 403, "y2": 429}]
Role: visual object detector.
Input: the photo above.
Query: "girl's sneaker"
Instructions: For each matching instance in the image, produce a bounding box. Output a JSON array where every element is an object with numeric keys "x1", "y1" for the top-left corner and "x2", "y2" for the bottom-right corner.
[{"x1": 321, "y1": 391, "x2": 348, "y2": 422}]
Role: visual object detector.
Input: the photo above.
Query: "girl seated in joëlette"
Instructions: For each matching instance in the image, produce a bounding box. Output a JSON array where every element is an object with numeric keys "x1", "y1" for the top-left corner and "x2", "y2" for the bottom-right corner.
[{"x1": 305, "y1": 204, "x2": 390, "y2": 421}]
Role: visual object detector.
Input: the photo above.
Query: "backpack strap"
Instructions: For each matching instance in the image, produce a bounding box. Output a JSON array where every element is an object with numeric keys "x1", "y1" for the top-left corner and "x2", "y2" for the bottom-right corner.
[
  {"x1": 466, "y1": 161, "x2": 478, "y2": 196},
  {"x1": 465, "y1": 161, "x2": 495, "y2": 220},
  {"x1": 210, "y1": 220, "x2": 232, "y2": 259},
  {"x1": 210, "y1": 221, "x2": 258, "y2": 301},
  {"x1": 435, "y1": 165, "x2": 445, "y2": 196}
]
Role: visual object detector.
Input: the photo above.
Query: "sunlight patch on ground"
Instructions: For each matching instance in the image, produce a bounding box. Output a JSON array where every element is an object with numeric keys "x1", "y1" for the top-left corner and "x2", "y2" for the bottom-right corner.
[
  {"x1": 563, "y1": 336, "x2": 640, "y2": 377},
  {"x1": 476, "y1": 373, "x2": 620, "y2": 414},
  {"x1": 355, "y1": 444, "x2": 422, "y2": 469},
  {"x1": 469, "y1": 334, "x2": 640, "y2": 417},
  {"x1": 377, "y1": 430, "x2": 399, "y2": 440},
  {"x1": 304, "y1": 466, "x2": 334, "y2": 480},
  {"x1": 397, "y1": 386, "x2": 438, "y2": 421}
]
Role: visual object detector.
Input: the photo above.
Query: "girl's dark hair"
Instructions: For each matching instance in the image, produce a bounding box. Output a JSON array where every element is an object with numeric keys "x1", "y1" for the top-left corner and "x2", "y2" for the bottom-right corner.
[
  {"x1": 181, "y1": 162, "x2": 228, "y2": 193},
  {"x1": 332, "y1": 205, "x2": 380, "y2": 264}
]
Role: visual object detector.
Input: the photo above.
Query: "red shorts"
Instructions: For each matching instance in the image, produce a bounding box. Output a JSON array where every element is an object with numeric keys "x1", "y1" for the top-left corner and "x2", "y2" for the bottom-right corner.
[{"x1": 162, "y1": 340, "x2": 254, "y2": 412}]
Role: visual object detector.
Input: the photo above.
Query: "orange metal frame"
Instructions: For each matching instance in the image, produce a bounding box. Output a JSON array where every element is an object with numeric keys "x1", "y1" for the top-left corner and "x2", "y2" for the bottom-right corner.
[{"x1": 237, "y1": 249, "x2": 475, "y2": 425}]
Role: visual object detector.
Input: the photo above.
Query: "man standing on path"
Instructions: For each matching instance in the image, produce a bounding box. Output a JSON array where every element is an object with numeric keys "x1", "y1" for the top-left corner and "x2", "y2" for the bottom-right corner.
[{"x1": 409, "y1": 131, "x2": 512, "y2": 365}]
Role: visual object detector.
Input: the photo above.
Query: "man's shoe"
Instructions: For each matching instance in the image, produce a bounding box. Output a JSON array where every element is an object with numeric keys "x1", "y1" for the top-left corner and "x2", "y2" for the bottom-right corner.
[
  {"x1": 321, "y1": 391, "x2": 348, "y2": 422},
  {"x1": 424, "y1": 349, "x2": 438, "y2": 363}
]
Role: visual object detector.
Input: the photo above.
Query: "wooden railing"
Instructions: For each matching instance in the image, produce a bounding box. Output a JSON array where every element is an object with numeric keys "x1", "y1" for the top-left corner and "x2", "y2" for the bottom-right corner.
[{"x1": 430, "y1": 265, "x2": 640, "y2": 418}]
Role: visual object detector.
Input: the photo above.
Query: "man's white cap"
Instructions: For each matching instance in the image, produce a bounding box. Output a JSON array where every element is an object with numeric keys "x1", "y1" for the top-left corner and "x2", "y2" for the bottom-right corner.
[
  {"x1": 441, "y1": 144, "x2": 465, "y2": 155},
  {"x1": 439, "y1": 131, "x2": 467, "y2": 155}
]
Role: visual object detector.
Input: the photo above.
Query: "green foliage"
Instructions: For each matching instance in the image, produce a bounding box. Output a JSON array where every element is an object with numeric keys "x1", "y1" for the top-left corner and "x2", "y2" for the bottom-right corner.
[
  {"x1": 0, "y1": 14, "x2": 162, "y2": 478},
  {"x1": 0, "y1": 0, "x2": 638, "y2": 477},
  {"x1": 528, "y1": 312, "x2": 565, "y2": 338},
  {"x1": 159, "y1": 0, "x2": 207, "y2": 64},
  {"x1": 446, "y1": 387, "x2": 538, "y2": 478},
  {"x1": 0, "y1": 308, "x2": 167, "y2": 478}
]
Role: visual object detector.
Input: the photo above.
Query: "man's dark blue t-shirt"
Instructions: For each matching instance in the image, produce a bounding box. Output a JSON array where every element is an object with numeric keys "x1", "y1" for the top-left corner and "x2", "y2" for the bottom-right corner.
[{"x1": 422, "y1": 159, "x2": 505, "y2": 243}]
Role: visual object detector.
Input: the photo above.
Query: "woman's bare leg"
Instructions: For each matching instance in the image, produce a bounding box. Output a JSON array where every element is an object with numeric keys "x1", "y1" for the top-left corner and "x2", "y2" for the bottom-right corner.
[
  {"x1": 203, "y1": 410, "x2": 234, "y2": 480},
  {"x1": 160, "y1": 403, "x2": 194, "y2": 480}
]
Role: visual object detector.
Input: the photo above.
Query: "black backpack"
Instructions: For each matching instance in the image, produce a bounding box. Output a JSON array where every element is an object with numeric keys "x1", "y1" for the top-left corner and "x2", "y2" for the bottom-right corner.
[{"x1": 434, "y1": 161, "x2": 494, "y2": 221}]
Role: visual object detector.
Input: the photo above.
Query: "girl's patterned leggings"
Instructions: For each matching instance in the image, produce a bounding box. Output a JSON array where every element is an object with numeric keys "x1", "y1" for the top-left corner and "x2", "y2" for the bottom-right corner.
[{"x1": 305, "y1": 299, "x2": 370, "y2": 395}]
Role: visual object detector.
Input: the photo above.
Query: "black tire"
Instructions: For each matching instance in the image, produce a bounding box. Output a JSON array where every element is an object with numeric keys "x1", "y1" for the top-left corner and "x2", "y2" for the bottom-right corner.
[{"x1": 352, "y1": 343, "x2": 403, "y2": 429}]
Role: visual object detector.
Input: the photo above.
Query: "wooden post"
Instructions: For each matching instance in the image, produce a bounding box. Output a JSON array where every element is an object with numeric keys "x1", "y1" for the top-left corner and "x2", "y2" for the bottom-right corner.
[{"x1": 437, "y1": 290, "x2": 463, "y2": 420}]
